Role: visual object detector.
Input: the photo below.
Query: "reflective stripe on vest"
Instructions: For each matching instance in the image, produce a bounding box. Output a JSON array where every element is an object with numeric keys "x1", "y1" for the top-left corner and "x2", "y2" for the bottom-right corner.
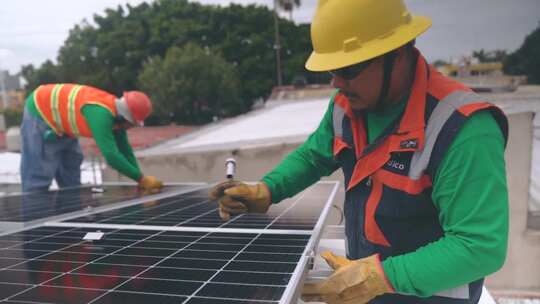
[
  {"x1": 333, "y1": 105, "x2": 346, "y2": 138},
  {"x1": 409, "y1": 90, "x2": 486, "y2": 180},
  {"x1": 435, "y1": 285, "x2": 470, "y2": 300},
  {"x1": 67, "y1": 85, "x2": 83, "y2": 137},
  {"x1": 50, "y1": 84, "x2": 64, "y2": 134}
]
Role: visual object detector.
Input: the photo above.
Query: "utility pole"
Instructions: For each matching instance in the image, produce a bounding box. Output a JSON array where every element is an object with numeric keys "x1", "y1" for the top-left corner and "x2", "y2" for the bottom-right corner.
[
  {"x1": 0, "y1": 61, "x2": 8, "y2": 110},
  {"x1": 273, "y1": 0, "x2": 283, "y2": 87}
]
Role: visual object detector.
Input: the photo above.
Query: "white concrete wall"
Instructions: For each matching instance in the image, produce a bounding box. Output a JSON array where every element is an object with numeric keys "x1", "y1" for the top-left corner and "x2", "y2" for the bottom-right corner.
[{"x1": 487, "y1": 112, "x2": 540, "y2": 291}]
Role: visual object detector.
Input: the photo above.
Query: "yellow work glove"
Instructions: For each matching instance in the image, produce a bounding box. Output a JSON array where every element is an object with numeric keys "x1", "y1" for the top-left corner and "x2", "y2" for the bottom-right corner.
[
  {"x1": 208, "y1": 181, "x2": 271, "y2": 221},
  {"x1": 302, "y1": 251, "x2": 394, "y2": 304},
  {"x1": 138, "y1": 175, "x2": 163, "y2": 193}
]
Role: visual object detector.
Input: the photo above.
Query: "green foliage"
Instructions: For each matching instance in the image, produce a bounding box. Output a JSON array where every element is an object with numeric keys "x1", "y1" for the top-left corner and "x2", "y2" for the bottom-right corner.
[
  {"x1": 504, "y1": 22, "x2": 540, "y2": 84},
  {"x1": 277, "y1": 0, "x2": 301, "y2": 12},
  {"x1": 1, "y1": 107, "x2": 23, "y2": 128},
  {"x1": 432, "y1": 59, "x2": 449, "y2": 67},
  {"x1": 277, "y1": 0, "x2": 301, "y2": 20},
  {"x1": 20, "y1": 0, "x2": 319, "y2": 124},
  {"x1": 138, "y1": 43, "x2": 241, "y2": 125},
  {"x1": 21, "y1": 61, "x2": 61, "y2": 91},
  {"x1": 472, "y1": 49, "x2": 507, "y2": 63}
]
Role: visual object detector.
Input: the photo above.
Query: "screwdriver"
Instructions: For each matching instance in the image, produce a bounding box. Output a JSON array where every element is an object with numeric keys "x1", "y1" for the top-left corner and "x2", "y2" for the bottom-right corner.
[{"x1": 225, "y1": 158, "x2": 236, "y2": 180}]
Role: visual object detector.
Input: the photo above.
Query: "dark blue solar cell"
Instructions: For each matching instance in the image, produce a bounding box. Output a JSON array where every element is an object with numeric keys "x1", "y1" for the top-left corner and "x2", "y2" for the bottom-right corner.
[
  {"x1": 92, "y1": 292, "x2": 186, "y2": 304},
  {"x1": 0, "y1": 185, "x2": 189, "y2": 222},
  {"x1": 61, "y1": 183, "x2": 337, "y2": 231},
  {"x1": 10, "y1": 285, "x2": 106, "y2": 303},
  {"x1": 196, "y1": 283, "x2": 285, "y2": 301}
]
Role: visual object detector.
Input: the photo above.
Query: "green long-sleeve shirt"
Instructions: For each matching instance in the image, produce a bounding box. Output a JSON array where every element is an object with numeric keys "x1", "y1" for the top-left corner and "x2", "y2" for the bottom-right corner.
[
  {"x1": 262, "y1": 95, "x2": 508, "y2": 297},
  {"x1": 26, "y1": 96, "x2": 143, "y2": 181}
]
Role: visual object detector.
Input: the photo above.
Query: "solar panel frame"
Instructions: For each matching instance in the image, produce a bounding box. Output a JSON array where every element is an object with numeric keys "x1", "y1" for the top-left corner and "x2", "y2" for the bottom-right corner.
[{"x1": 277, "y1": 181, "x2": 339, "y2": 304}]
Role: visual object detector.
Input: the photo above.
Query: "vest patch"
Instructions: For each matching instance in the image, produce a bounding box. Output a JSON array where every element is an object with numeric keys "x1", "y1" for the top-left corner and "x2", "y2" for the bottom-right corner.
[
  {"x1": 386, "y1": 159, "x2": 406, "y2": 171},
  {"x1": 400, "y1": 138, "x2": 418, "y2": 149}
]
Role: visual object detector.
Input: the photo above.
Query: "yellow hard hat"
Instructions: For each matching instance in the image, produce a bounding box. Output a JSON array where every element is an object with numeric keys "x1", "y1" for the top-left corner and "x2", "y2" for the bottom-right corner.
[{"x1": 305, "y1": 0, "x2": 432, "y2": 72}]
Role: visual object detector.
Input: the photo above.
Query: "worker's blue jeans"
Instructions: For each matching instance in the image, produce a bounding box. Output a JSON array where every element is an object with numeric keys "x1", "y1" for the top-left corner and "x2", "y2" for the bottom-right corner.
[{"x1": 20, "y1": 107, "x2": 83, "y2": 193}]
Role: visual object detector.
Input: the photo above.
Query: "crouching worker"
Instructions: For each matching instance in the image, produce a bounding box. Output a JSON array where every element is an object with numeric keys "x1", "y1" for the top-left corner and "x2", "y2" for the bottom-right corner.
[{"x1": 20, "y1": 83, "x2": 163, "y2": 193}]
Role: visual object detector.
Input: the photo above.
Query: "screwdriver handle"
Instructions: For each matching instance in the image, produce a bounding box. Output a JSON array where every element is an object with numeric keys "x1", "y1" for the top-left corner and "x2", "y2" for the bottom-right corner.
[{"x1": 225, "y1": 158, "x2": 236, "y2": 180}]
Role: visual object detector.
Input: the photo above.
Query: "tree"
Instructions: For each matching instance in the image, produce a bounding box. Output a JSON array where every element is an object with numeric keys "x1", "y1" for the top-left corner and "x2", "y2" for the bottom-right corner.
[
  {"x1": 504, "y1": 22, "x2": 540, "y2": 84},
  {"x1": 138, "y1": 43, "x2": 242, "y2": 125},
  {"x1": 432, "y1": 59, "x2": 449, "y2": 68},
  {"x1": 20, "y1": 0, "x2": 318, "y2": 124},
  {"x1": 472, "y1": 49, "x2": 507, "y2": 63},
  {"x1": 277, "y1": 0, "x2": 301, "y2": 21},
  {"x1": 21, "y1": 61, "x2": 61, "y2": 91}
]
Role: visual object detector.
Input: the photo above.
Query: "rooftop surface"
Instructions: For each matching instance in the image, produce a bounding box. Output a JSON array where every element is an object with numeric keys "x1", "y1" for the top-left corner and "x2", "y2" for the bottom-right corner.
[
  {"x1": 79, "y1": 125, "x2": 195, "y2": 156},
  {"x1": 138, "y1": 85, "x2": 540, "y2": 157}
]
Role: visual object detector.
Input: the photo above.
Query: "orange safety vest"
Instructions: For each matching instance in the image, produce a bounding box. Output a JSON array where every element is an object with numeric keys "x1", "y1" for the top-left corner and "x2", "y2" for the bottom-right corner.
[{"x1": 33, "y1": 84, "x2": 117, "y2": 138}]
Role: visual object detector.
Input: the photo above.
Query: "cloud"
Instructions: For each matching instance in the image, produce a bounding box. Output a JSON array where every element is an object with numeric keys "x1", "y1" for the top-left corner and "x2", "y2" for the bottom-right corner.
[
  {"x1": 0, "y1": 49, "x2": 14, "y2": 59},
  {"x1": 0, "y1": 0, "x2": 314, "y2": 73}
]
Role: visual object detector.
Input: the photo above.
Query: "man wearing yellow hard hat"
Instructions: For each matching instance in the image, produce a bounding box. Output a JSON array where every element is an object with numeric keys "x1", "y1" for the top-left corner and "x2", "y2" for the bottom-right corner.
[{"x1": 210, "y1": 0, "x2": 509, "y2": 303}]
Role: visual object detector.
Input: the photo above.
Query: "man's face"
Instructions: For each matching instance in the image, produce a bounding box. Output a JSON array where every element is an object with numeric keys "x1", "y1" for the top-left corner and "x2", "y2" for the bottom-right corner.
[{"x1": 330, "y1": 56, "x2": 385, "y2": 111}]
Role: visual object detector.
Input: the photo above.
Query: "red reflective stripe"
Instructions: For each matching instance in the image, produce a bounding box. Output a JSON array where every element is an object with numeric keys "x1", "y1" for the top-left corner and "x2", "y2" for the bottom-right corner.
[
  {"x1": 397, "y1": 50, "x2": 428, "y2": 134},
  {"x1": 335, "y1": 93, "x2": 367, "y2": 158},
  {"x1": 374, "y1": 170, "x2": 432, "y2": 194},
  {"x1": 352, "y1": 116, "x2": 367, "y2": 158},
  {"x1": 365, "y1": 180, "x2": 390, "y2": 247},
  {"x1": 348, "y1": 140, "x2": 391, "y2": 191},
  {"x1": 427, "y1": 66, "x2": 471, "y2": 100},
  {"x1": 458, "y1": 102, "x2": 492, "y2": 116},
  {"x1": 333, "y1": 136, "x2": 349, "y2": 156},
  {"x1": 335, "y1": 93, "x2": 354, "y2": 118},
  {"x1": 347, "y1": 130, "x2": 420, "y2": 191}
]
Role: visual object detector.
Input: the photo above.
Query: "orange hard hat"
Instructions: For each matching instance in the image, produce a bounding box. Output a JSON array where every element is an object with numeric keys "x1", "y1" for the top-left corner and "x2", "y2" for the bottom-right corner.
[{"x1": 123, "y1": 91, "x2": 153, "y2": 126}]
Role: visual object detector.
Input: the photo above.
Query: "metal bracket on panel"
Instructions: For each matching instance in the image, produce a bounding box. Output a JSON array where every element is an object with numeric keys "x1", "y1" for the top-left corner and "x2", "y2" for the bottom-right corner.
[{"x1": 306, "y1": 249, "x2": 316, "y2": 270}]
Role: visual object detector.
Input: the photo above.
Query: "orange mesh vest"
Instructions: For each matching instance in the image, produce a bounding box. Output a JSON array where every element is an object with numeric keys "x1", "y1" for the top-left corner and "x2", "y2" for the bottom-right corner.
[{"x1": 33, "y1": 84, "x2": 117, "y2": 138}]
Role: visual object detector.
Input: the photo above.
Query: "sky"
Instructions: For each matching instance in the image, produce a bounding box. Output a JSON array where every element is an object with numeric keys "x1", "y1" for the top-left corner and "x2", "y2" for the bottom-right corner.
[{"x1": 0, "y1": 0, "x2": 539, "y2": 74}]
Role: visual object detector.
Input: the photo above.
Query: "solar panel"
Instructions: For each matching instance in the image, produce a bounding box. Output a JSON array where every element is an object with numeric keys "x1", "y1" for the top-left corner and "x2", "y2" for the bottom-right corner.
[
  {"x1": 0, "y1": 184, "x2": 196, "y2": 223},
  {"x1": 0, "y1": 181, "x2": 340, "y2": 304},
  {"x1": 59, "y1": 182, "x2": 337, "y2": 231},
  {"x1": 0, "y1": 226, "x2": 311, "y2": 303}
]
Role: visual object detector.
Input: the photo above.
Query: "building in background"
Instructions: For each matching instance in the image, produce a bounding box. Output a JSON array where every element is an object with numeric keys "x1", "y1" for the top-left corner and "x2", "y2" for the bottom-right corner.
[
  {"x1": 0, "y1": 70, "x2": 24, "y2": 110},
  {"x1": 437, "y1": 58, "x2": 527, "y2": 93}
]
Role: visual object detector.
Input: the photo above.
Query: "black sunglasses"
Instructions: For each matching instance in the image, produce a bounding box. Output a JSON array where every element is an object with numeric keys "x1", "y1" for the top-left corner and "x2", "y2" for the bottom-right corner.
[{"x1": 328, "y1": 58, "x2": 376, "y2": 80}]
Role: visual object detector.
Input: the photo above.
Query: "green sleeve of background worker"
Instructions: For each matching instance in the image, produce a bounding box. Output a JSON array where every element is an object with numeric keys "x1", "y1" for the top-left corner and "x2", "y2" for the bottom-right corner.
[
  {"x1": 262, "y1": 100, "x2": 340, "y2": 203},
  {"x1": 382, "y1": 111, "x2": 508, "y2": 296},
  {"x1": 114, "y1": 129, "x2": 141, "y2": 172},
  {"x1": 81, "y1": 105, "x2": 143, "y2": 181}
]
